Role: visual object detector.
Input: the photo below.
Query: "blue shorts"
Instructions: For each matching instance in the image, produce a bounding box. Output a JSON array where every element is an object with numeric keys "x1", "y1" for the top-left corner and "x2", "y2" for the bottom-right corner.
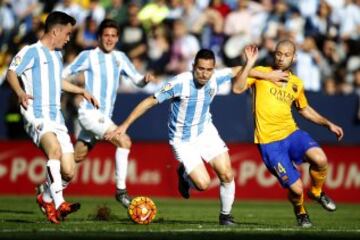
[{"x1": 258, "y1": 130, "x2": 320, "y2": 188}]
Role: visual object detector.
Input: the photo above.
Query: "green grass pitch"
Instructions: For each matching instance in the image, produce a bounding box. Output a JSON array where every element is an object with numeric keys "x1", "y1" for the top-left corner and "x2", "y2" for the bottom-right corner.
[{"x1": 0, "y1": 196, "x2": 359, "y2": 240}]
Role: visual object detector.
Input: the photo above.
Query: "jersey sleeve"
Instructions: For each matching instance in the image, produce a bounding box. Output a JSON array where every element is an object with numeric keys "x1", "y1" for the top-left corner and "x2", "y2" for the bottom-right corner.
[
  {"x1": 62, "y1": 51, "x2": 90, "y2": 78},
  {"x1": 154, "y1": 77, "x2": 182, "y2": 104},
  {"x1": 246, "y1": 66, "x2": 269, "y2": 88},
  {"x1": 294, "y1": 85, "x2": 308, "y2": 109},
  {"x1": 9, "y1": 45, "x2": 35, "y2": 76},
  {"x1": 119, "y1": 52, "x2": 145, "y2": 87},
  {"x1": 215, "y1": 68, "x2": 233, "y2": 87}
]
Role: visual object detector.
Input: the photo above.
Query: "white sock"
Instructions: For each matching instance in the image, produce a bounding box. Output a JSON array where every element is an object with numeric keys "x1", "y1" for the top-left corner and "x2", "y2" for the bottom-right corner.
[
  {"x1": 115, "y1": 148, "x2": 130, "y2": 190},
  {"x1": 42, "y1": 181, "x2": 53, "y2": 203},
  {"x1": 220, "y1": 179, "x2": 235, "y2": 215},
  {"x1": 46, "y1": 159, "x2": 65, "y2": 209}
]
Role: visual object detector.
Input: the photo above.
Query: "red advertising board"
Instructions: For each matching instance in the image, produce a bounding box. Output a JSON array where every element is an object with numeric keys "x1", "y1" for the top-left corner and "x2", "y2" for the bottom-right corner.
[{"x1": 0, "y1": 141, "x2": 359, "y2": 202}]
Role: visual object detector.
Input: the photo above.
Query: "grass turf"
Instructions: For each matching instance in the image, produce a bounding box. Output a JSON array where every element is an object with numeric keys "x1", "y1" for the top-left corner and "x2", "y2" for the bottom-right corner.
[{"x1": 0, "y1": 196, "x2": 359, "y2": 240}]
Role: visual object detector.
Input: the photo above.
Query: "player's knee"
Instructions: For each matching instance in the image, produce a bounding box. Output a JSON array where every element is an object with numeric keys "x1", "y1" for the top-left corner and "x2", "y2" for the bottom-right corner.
[
  {"x1": 290, "y1": 181, "x2": 304, "y2": 196},
  {"x1": 313, "y1": 154, "x2": 328, "y2": 169},
  {"x1": 116, "y1": 134, "x2": 132, "y2": 149},
  {"x1": 195, "y1": 179, "x2": 210, "y2": 191},
  {"x1": 219, "y1": 171, "x2": 234, "y2": 183},
  {"x1": 48, "y1": 147, "x2": 62, "y2": 160},
  {"x1": 61, "y1": 167, "x2": 75, "y2": 181}
]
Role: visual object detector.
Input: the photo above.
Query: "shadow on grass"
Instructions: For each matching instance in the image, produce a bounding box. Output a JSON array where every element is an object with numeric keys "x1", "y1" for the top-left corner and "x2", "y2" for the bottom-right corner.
[{"x1": 0, "y1": 209, "x2": 34, "y2": 215}]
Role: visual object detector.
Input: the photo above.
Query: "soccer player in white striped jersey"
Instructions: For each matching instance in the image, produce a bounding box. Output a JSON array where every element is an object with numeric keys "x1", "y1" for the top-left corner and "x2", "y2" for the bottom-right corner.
[
  {"x1": 62, "y1": 19, "x2": 153, "y2": 208},
  {"x1": 6, "y1": 11, "x2": 99, "y2": 224},
  {"x1": 105, "y1": 49, "x2": 288, "y2": 225}
]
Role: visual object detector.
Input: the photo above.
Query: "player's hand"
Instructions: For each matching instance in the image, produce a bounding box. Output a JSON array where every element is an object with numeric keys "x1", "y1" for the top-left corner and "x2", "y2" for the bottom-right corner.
[
  {"x1": 18, "y1": 92, "x2": 33, "y2": 110},
  {"x1": 104, "y1": 124, "x2": 128, "y2": 141},
  {"x1": 83, "y1": 91, "x2": 99, "y2": 109},
  {"x1": 144, "y1": 73, "x2": 155, "y2": 83},
  {"x1": 243, "y1": 45, "x2": 258, "y2": 66},
  {"x1": 268, "y1": 70, "x2": 288, "y2": 86},
  {"x1": 328, "y1": 123, "x2": 344, "y2": 141}
]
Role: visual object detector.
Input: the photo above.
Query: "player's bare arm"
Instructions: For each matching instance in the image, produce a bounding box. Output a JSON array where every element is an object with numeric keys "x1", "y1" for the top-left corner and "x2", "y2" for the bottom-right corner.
[
  {"x1": 104, "y1": 96, "x2": 159, "y2": 140},
  {"x1": 298, "y1": 105, "x2": 344, "y2": 141},
  {"x1": 232, "y1": 45, "x2": 259, "y2": 94},
  {"x1": 6, "y1": 70, "x2": 33, "y2": 109},
  {"x1": 62, "y1": 79, "x2": 99, "y2": 108},
  {"x1": 231, "y1": 60, "x2": 288, "y2": 93}
]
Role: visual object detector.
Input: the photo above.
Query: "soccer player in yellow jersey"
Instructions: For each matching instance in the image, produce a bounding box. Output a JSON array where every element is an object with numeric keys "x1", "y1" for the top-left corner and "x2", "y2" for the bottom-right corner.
[{"x1": 233, "y1": 41, "x2": 344, "y2": 227}]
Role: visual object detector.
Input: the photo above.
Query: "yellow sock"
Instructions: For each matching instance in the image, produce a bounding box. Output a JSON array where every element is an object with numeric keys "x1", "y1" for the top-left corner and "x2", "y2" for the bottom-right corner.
[
  {"x1": 309, "y1": 166, "x2": 327, "y2": 198},
  {"x1": 288, "y1": 192, "x2": 306, "y2": 215}
]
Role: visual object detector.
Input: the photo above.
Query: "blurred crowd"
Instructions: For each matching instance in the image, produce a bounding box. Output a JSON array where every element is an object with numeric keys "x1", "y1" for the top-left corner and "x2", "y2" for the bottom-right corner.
[
  {"x1": 0, "y1": 0, "x2": 359, "y2": 139},
  {"x1": 0, "y1": 0, "x2": 359, "y2": 94},
  {"x1": 0, "y1": 0, "x2": 360, "y2": 95}
]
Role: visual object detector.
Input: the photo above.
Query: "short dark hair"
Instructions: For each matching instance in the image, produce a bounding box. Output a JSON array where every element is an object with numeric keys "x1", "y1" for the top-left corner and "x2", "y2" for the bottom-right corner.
[
  {"x1": 194, "y1": 49, "x2": 215, "y2": 65},
  {"x1": 45, "y1": 11, "x2": 76, "y2": 33},
  {"x1": 97, "y1": 19, "x2": 119, "y2": 37}
]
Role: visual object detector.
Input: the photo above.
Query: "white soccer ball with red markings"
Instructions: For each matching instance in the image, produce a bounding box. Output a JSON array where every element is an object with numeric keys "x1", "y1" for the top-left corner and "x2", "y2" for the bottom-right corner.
[{"x1": 128, "y1": 196, "x2": 157, "y2": 224}]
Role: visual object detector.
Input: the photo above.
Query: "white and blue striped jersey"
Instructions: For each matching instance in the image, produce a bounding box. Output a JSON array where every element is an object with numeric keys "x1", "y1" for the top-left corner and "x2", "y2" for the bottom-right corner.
[
  {"x1": 154, "y1": 68, "x2": 233, "y2": 143},
  {"x1": 62, "y1": 47, "x2": 144, "y2": 118},
  {"x1": 9, "y1": 41, "x2": 64, "y2": 123}
]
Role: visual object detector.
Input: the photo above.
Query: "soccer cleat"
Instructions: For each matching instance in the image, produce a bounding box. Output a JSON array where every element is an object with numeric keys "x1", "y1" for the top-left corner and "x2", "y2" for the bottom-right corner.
[
  {"x1": 36, "y1": 194, "x2": 59, "y2": 224},
  {"x1": 36, "y1": 185, "x2": 47, "y2": 214},
  {"x1": 56, "y1": 201, "x2": 81, "y2": 221},
  {"x1": 308, "y1": 191, "x2": 336, "y2": 212},
  {"x1": 219, "y1": 213, "x2": 236, "y2": 225},
  {"x1": 115, "y1": 189, "x2": 132, "y2": 208},
  {"x1": 296, "y1": 213, "x2": 312, "y2": 228},
  {"x1": 177, "y1": 164, "x2": 190, "y2": 199}
]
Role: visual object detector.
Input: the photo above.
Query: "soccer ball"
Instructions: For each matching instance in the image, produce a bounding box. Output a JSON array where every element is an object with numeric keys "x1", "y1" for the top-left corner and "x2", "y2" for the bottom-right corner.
[{"x1": 128, "y1": 196, "x2": 157, "y2": 224}]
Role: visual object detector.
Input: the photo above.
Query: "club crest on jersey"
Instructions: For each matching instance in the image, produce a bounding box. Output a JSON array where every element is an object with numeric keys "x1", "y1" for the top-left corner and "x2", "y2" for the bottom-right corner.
[
  {"x1": 292, "y1": 84, "x2": 298, "y2": 93},
  {"x1": 208, "y1": 88, "x2": 215, "y2": 97},
  {"x1": 160, "y1": 83, "x2": 173, "y2": 92}
]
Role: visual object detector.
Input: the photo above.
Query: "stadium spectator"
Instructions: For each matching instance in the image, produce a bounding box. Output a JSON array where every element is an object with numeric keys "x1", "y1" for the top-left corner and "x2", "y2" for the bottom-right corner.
[
  {"x1": 323, "y1": 76, "x2": 338, "y2": 95},
  {"x1": 147, "y1": 24, "x2": 171, "y2": 77},
  {"x1": 294, "y1": 36, "x2": 322, "y2": 92},
  {"x1": 119, "y1": 3, "x2": 147, "y2": 76},
  {"x1": 0, "y1": 0, "x2": 16, "y2": 52},
  {"x1": 182, "y1": 0, "x2": 202, "y2": 31},
  {"x1": 192, "y1": 6, "x2": 224, "y2": 66},
  {"x1": 86, "y1": 0, "x2": 105, "y2": 26},
  {"x1": 138, "y1": 0, "x2": 169, "y2": 31},
  {"x1": 104, "y1": 48, "x2": 287, "y2": 225},
  {"x1": 54, "y1": 0, "x2": 87, "y2": 26},
  {"x1": 105, "y1": 0, "x2": 128, "y2": 25},
  {"x1": 232, "y1": 40, "x2": 344, "y2": 227},
  {"x1": 62, "y1": 19, "x2": 154, "y2": 208},
  {"x1": 75, "y1": 15, "x2": 98, "y2": 50},
  {"x1": 166, "y1": 19, "x2": 200, "y2": 75},
  {"x1": 6, "y1": 11, "x2": 97, "y2": 224}
]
